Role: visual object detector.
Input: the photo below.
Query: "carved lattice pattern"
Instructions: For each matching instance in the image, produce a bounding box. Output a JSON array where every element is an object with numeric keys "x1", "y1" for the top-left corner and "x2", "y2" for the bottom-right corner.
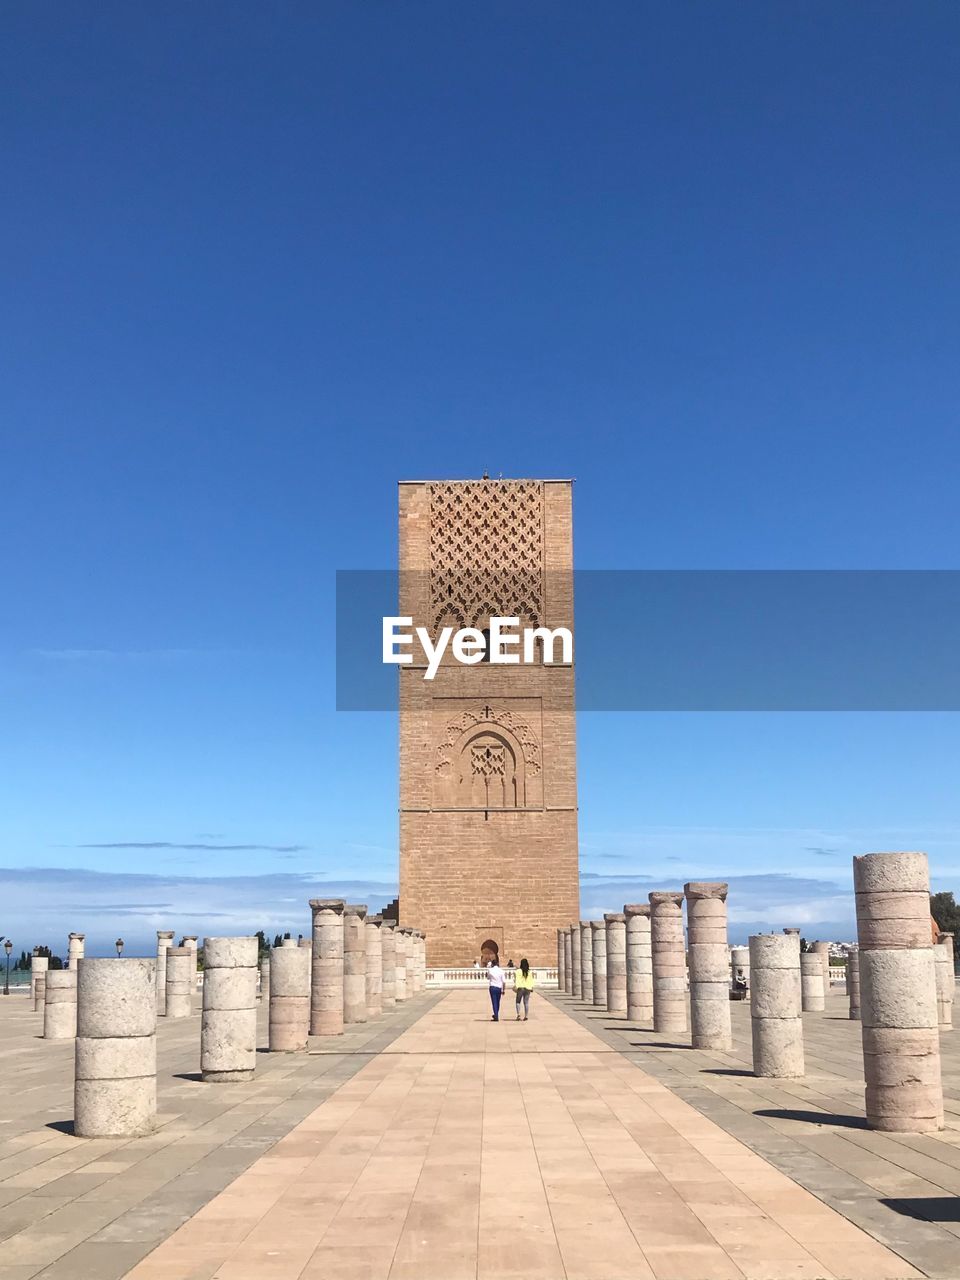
[
  {"x1": 429, "y1": 481, "x2": 543, "y2": 630},
  {"x1": 471, "y1": 744, "x2": 506, "y2": 777}
]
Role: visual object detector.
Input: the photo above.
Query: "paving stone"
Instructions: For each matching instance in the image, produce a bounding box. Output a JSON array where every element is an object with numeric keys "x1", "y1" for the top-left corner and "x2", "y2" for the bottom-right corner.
[
  {"x1": 5, "y1": 984, "x2": 954, "y2": 1278},
  {"x1": 125, "y1": 991, "x2": 918, "y2": 1280},
  {"x1": 0, "y1": 991, "x2": 437, "y2": 1280},
  {"x1": 553, "y1": 986, "x2": 960, "y2": 1279}
]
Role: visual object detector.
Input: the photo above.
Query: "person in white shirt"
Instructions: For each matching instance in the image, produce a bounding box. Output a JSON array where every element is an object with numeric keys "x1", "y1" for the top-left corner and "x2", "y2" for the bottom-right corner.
[{"x1": 486, "y1": 960, "x2": 506, "y2": 1021}]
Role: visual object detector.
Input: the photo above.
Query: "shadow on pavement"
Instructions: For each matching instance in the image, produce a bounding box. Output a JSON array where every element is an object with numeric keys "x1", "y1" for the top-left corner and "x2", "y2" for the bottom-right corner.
[
  {"x1": 880, "y1": 1197, "x2": 960, "y2": 1223},
  {"x1": 754, "y1": 1108, "x2": 868, "y2": 1129}
]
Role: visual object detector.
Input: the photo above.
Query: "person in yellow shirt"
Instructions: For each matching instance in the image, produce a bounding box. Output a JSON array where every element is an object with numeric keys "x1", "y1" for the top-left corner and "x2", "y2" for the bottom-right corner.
[{"x1": 514, "y1": 958, "x2": 535, "y2": 1021}]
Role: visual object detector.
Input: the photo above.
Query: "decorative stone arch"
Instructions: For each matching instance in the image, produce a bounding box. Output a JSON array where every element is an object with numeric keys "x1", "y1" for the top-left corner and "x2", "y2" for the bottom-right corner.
[
  {"x1": 461, "y1": 724, "x2": 525, "y2": 809},
  {"x1": 434, "y1": 704, "x2": 542, "y2": 809}
]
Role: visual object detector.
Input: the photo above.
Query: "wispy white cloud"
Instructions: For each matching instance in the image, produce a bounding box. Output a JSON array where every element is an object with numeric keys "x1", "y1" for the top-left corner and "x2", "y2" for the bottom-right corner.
[
  {"x1": 578, "y1": 870, "x2": 858, "y2": 941},
  {"x1": 28, "y1": 648, "x2": 203, "y2": 661},
  {"x1": 0, "y1": 867, "x2": 399, "y2": 957},
  {"x1": 23, "y1": 648, "x2": 267, "y2": 667},
  {"x1": 579, "y1": 823, "x2": 960, "y2": 881},
  {"x1": 76, "y1": 841, "x2": 309, "y2": 853}
]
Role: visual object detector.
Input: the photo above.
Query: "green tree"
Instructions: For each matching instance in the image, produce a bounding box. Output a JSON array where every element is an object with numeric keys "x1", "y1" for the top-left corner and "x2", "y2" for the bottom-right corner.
[{"x1": 931, "y1": 891, "x2": 960, "y2": 935}]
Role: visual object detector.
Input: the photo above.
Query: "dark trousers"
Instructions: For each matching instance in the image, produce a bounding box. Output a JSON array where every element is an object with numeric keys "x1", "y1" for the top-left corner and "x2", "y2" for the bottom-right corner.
[{"x1": 489, "y1": 986, "x2": 502, "y2": 1019}]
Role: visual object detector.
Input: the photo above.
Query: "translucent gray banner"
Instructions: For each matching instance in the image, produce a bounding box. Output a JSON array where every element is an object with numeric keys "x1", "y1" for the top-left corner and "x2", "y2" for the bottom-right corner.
[{"x1": 336, "y1": 570, "x2": 960, "y2": 711}]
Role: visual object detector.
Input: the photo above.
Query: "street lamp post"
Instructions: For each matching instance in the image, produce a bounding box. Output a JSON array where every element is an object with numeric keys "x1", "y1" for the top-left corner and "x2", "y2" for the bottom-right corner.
[
  {"x1": 115, "y1": 938, "x2": 124, "y2": 957},
  {"x1": 3, "y1": 940, "x2": 12, "y2": 996}
]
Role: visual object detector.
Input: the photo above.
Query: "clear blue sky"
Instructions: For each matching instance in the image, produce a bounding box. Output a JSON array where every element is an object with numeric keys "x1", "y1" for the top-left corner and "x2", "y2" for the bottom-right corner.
[{"x1": 2, "y1": 3, "x2": 959, "y2": 956}]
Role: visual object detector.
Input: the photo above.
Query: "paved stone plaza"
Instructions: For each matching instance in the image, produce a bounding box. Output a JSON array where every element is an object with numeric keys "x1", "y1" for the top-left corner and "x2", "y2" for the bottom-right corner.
[
  {"x1": 2, "y1": 985, "x2": 958, "y2": 1279},
  {"x1": 0, "y1": 990, "x2": 436, "y2": 1280},
  {"x1": 554, "y1": 988, "x2": 960, "y2": 1279}
]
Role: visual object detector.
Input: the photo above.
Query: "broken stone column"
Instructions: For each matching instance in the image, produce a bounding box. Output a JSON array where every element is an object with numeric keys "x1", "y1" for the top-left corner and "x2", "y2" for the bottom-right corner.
[
  {"x1": 395, "y1": 928, "x2": 409, "y2": 1003},
  {"x1": 343, "y1": 905, "x2": 368, "y2": 1025},
  {"x1": 570, "y1": 924, "x2": 581, "y2": 998},
  {"x1": 750, "y1": 933, "x2": 804, "y2": 1078},
  {"x1": 579, "y1": 921, "x2": 594, "y2": 1004},
  {"x1": 259, "y1": 951, "x2": 270, "y2": 1004},
  {"x1": 408, "y1": 929, "x2": 424, "y2": 994},
  {"x1": 67, "y1": 933, "x2": 85, "y2": 971},
  {"x1": 406, "y1": 930, "x2": 419, "y2": 994},
  {"x1": 32, "y1": 954, "x2": 49, "y2": 1011},
  {"x1": 365, "y1": 915, "x2": 383, "y2": 1018},
  {"x1": 590, "y1": 920, "x2": 607, "y2": 1008},
  {"x1": 557, "y1": 929, "x2": 566, "y2": 991},
  {"x1": 800, "y1": 952, "x2": 825, "y2": 1012},
  {"x1": 268, "y1": 943, "x2": 310, "y2": 1052},
  {"x1": 44, "y1": 969, "x2": 78, "y2": 1039},
  {"x1": 649, "y1": 891, "x2": 687, "y2": 1035},
  {"x1": 783, "y1": 928, "x2": 801, "y2": 938},
  {"x1": 381, "y1": 922, "x2": 397, "y2": 1007},
  {"x1": 935, "y1": 934, "x2": 953, "y2": 1032},
  {"x1": 75, "y1": 957, "x2": 156, "y2": 1137},
  {"x1": 184, "y1": 937, "x2": 199, "y2": 998},
  {"x1": 165, "y1": 947, "x2": 193, "y2": 1019},
  {"x1": 812, "y1": 941, "x2": 831, "y2": 999},
  {"x1": 855, "y1": 851, "x2": 943, "y2": 1132},
  {"x1": 624, "y1": 904, "x2": 653, "y2": 1024},
  {"x1": 407, "y1": 927, "x2": 420, "y2": 995},
  {"x1": 200, "y1": 936, "x2": 258, "y2": 1082},
  {"x1": 847, "y1": 946, "x2": 861, "y2": 1020},
  {"x1": 309, "y1": 899, "x2": 345, "y2": 1035},
  {"x1": 604, "y1": 913, "x2": 627, "y2": 1016},
  {"x1": 155, "y1": 931, "x2": 174, "y2": 1014},
  {"x1": 731, "y1": 947, "x2": 750, "y2": 989},
  {"x1": 685, "y1": 882, "x2": 732, "y2": 1051},
  {"x1": 408, "y1": 929, "x2": 418, "y2": 991},
  {"x1": 297, "y1": 934, "x2": 312, "y2": 998},
  {"x1": 401, "y1": 928, "x2": 414, "y2": 1001}
]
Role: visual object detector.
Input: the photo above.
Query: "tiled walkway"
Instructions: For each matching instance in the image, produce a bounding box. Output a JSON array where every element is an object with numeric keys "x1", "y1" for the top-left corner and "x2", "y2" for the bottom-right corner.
[
  {"x1": 0, "y1": 990, "x2": 437, "y2": 1280},
  {"x1": 125, "y1": 992, "x2": 919, "y2": 1280},
  {"x1": 554, "y1": 988, "x2": 960, "y2": 1279}
]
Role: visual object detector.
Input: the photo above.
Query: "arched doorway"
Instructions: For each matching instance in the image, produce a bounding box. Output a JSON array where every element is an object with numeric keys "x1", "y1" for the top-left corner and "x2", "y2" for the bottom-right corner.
[{"x1": 480, "y1": 937, "x2": 500, "y2": 966}]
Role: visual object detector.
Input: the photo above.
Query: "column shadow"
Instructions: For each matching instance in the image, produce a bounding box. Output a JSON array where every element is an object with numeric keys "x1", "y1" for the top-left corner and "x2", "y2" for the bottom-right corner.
[
  {"x1": 880, "y1": 1197, "x2": 960, "y2": 1223},
  {"x1": 754, "y1": 1108, "x2": 868, "y2": 1129}
]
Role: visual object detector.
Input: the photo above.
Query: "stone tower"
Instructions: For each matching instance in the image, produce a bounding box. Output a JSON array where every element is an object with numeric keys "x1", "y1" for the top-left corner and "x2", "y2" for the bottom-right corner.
[{"x1": 398, "y1": 478, "x2": 579, "y2": 967}]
